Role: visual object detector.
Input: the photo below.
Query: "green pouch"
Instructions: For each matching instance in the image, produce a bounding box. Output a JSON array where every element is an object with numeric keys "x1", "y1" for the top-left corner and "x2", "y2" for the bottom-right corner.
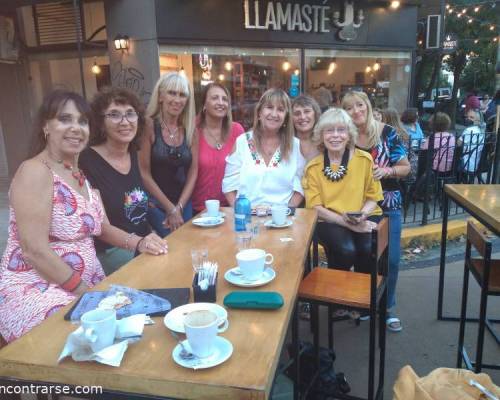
[{"x1": 223, "y1": 291, "x2": 284, "y2": 310}]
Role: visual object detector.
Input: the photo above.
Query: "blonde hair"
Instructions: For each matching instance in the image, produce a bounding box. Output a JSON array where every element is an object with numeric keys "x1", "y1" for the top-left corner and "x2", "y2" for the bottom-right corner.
[
  {"x1": 341, "y1": 91, "x2": 380, "y2": 148},
  {"x1": 313, "y1": 108, "x2": 358, "y2": 151},
  {"x1": 252, "y1": 89, "x2": 294, "y2": 161},
  {"x1": 147, "y1": 72, "x2": 195, "y2": 146},
  {"x1": 382, "y1": 108, "x2": 409, "y2": 141}
]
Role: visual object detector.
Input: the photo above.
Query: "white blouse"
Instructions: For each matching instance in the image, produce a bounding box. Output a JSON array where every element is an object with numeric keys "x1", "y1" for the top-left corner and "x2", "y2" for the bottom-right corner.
[{"x1": 222, "y1": 131, "x2": 305, "y2": 205}]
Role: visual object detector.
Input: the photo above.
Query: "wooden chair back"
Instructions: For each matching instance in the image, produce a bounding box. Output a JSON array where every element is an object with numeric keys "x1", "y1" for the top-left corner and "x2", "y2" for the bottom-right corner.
[{"x1": 467, "y1": 221, "x2": 490, "y2": 258}]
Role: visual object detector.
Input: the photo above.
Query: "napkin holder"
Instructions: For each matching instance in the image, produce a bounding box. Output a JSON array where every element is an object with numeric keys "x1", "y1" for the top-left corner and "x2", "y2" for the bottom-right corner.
[{"x1": 192, "y1": 273, "x2": 217, "y2": 303}]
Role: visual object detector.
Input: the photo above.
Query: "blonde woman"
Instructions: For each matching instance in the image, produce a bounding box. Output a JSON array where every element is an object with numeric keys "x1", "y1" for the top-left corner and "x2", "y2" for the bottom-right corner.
[
  {"x1": 342, "y1": 91, "x2": 410, "y2": 332},
  {"x1": 139, "y1": 72, "x2": 197, "y2": 235},
  {"x1": 223, "y1": 89, "x2": 304, "y2": 207},
  {"x1": 303, "y1": 108, "x2": 383, "y2": 274}
]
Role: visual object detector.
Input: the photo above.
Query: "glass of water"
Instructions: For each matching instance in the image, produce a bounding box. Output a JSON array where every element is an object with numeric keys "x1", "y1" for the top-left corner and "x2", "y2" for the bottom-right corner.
[
  {"x1": 191, "y1": 248, "x2": 208, "y2": 272},
  {"x1": 235, "y1": 230, "x2": 253, "y2": 251}
]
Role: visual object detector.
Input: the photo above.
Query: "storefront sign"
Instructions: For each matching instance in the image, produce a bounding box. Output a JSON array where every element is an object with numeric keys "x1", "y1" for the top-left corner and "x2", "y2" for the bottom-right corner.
[
  {"x1": 442, "y1": 34, "x2": 458, "y2": 52},
  {"x1": 243, "y1": 0, "x2": 364, "y2": 40}
]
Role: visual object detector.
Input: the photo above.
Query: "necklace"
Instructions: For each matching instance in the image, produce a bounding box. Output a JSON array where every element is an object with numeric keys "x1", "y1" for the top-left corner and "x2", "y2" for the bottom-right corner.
[
  {"x1": 205, "y1": 128, "x2": 223, "y2": 150},
  {"x1": 323, "y1": 148, "x2": 349, "y2": 182},
  {"x1": 161, "y1": 119, "x2": 179, "y2": 140},
  {"x1": 58, "y1": 160, "x2": 86, "y2": 187}
]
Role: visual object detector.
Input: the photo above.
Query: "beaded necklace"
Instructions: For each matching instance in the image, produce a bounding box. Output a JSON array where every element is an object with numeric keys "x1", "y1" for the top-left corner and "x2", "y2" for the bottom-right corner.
[{"x1": 322, "y1": 148, "x2": 349, "y2": 182}]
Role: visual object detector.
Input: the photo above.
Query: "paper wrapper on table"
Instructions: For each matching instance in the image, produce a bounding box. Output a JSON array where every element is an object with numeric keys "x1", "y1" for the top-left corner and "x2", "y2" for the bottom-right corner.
[
  {"x1": 393, "y1": 365, "x2": 500, "y2": 400},
  {"x1": 58, "y1": 314, "x2": 147, "y2": 367}
]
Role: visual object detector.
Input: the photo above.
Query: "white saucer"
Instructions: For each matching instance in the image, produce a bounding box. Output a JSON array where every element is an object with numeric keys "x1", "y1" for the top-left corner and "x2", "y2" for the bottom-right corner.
[
  {"x1": 164, "y1": 303, "x2": 228, "y2": 333},
  {"x1": 172, "y1": 337, "x2": 233, "y2": 370},
  {"x1": 192, "y1": 216, "x2": 224, "y2": 227},
  {"x1": 264, "y1": 219, "x2": 293, "y2": 229},
  {"x1": 201, "y1": 211, "x2": 226, "y2": 219},
  {"x1": 224, "y1": 267, "x2": 276, "y2": 287}
]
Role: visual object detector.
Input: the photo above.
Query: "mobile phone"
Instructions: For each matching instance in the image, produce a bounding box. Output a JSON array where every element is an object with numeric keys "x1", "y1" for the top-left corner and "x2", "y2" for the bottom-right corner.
[{"x1": 346, "y1": 212, "x2": 363, "y2": 218}]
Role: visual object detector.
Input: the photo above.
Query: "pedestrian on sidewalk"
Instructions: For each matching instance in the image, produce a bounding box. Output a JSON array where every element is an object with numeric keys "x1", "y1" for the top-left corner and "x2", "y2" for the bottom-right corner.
[{"x1": 342, "y1": 91, "x2": 411, "y2": 332}]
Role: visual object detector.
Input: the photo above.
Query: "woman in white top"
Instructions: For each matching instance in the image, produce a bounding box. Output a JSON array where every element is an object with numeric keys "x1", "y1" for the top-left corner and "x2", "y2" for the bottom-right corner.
[{"x1": 223, "y1": 89, "x2": 305, "y2": 206}]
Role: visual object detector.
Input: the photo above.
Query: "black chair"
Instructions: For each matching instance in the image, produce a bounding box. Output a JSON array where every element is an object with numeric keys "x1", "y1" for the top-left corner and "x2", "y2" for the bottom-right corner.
[
  {"x1": 457, "y1": 221, "x2": 500, "y2": 373},
  {"x1": 292, "y1": 218, "x2": 389, "y2": 400}
]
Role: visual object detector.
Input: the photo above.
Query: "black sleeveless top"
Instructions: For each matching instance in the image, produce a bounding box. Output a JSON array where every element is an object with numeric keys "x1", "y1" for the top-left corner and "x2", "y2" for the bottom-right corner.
[
  {"x1": 79, "y1": 148, "x2": 151, "y2": 252},
  {"x1": 150, "y1": 120, "x2": 192, "y2": 204}
]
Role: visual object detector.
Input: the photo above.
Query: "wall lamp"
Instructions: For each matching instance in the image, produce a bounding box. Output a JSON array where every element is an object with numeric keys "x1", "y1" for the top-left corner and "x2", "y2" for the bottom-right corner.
[{"x1": 114, "y1": 35, "x2": 129, "y2": 51}]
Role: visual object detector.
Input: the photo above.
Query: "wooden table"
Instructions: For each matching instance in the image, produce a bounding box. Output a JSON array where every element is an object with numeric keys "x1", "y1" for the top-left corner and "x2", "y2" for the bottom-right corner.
[
  {"x1": 438, "y1": 184, "x2": 500, "y2": 321},
  {"x1": 0, "y1": 208, "x2": 317, "y2": 399}
]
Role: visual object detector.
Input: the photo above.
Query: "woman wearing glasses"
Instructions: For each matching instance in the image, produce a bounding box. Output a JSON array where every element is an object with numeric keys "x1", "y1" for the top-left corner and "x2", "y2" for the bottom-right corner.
[
  {"x1": 192, "y1": 83, "x2": 244, "y2": 214},
  {"x1": 139, "y1": 72, "x2": 196, "y2": 236},
  {"x1": 79, "y1": 87, "x2": 165, "y2": 275},
  {"x1": 0, "y1": 90, "x2": 167, "y2": 343},
  {"x1": 222, "y1": 89, "x2": 305, "y2": 207}
]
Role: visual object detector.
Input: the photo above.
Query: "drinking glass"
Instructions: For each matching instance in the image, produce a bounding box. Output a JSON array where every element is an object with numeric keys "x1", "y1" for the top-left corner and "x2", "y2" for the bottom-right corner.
[
  {"x1": 235, "y1": 230, "x2": 252, "y2": 251},
  {"x1": 191, "y1": 248, "x2": 208, "y2": 273}
]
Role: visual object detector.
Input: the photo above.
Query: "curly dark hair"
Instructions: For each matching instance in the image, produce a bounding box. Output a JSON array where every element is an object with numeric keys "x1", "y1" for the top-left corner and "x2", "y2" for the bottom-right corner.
[
  {"x1": 430, "y1": 112, "x2": 451, "y2": 132},
  {"x1": 89, "y1": 87, "x2": 145, "y2": 151}
]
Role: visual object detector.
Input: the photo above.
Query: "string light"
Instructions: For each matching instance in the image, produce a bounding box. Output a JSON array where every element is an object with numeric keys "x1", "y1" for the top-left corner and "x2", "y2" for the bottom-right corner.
[
  {"x1": 474, "y1": 6, "x2": 480, "y2": 12},
  {"x1": 390, "y1": 0, "x2": 400, "y2": 9},
  {"x1": 474, "y1": 39, "x2": 479, "y2": 43},
  {"x1": 282, "y1": 61, "x2": 291, "y2": 71},
  {"x1": 328, "y1": 60, "x2": 337, "y2": 74},
  {"x1": 365, "y1": 65, "x2": 372, "y2": 73},
  {"x1": 468, "y1": 18, "x2": 473, "y2": 23},
  {"x1": 224, "y1": 61, "x2": 233, "y2": 71},
  {"x1": 446, "y1": 4, "x2": 450, "y2": 9}
]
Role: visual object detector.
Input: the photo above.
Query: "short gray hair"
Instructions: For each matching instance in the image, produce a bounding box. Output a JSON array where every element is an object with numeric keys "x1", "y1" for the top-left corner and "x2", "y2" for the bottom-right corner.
[{"x1": 312, "y1": 108, "x2": 358, "y2": 150}]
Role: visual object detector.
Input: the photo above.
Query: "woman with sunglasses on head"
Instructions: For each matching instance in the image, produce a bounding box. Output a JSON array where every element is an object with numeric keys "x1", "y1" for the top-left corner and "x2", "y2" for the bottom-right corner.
[
  {"x1": 0, "y1": 90, "x2": 166, "y2": 343},
  {"x1": 292, "y1": 95, "x2": 322, "y2": 162},
  {"x1": 191, "y1": 83, "x2": 244, "y2": 214},
  {"x1": 139, "y1": 72, "x2": 196, "y2": 236},
  {"x1": 342, "y1": 91, "x2": 410, "y2": 332},
  {"x1": 223, "y1": 88, "x2": 305, "y2": 208},
  {"x1": 79, "y1": 87, "x2": 166, "y2": 275}
]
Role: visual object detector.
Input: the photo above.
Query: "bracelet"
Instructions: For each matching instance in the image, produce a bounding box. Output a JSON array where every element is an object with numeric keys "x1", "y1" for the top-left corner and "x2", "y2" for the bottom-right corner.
[
  {"x1": 61, "y1": 271, "x2": 82, "y2": 292},
  {"x1": 177, "y1": 202, "x2": 184, "y2": 212},
  {"x1": 168, "y1": 205, "x2": 178, "y2": 216},
  {"x1": 136, "y1": 237, "x2": 146, "y2": 251},
  {"x1": 124, "y1": 232, "x2": 137, "y2": 251},
  {"x1": 391, "y1": 167, "x2": 397, "y2": 177}
]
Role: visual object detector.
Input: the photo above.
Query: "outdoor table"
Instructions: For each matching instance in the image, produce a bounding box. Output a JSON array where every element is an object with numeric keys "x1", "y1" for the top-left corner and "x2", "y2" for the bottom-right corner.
[
  {"x1": 0, "y1": 208, "x2": 317, "y2": 399},
  {"x1": 438, "y1": 184, "x2": 500, "y2": 323}
]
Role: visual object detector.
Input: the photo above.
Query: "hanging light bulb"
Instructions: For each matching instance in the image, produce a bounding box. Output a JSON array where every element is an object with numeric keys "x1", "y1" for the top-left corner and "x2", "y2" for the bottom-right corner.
[
  {"x1": 490, "y1": 26, "x2": 495, "y2": 31},
  {"x1": 461, "y1": 8, "x2": 466, "y2": 13},
  {"x1": 468, "y1": 18, "x2": 473, "y2": 24},
  {"x1": 328, "y1": 60, "x2": 337, "y2": 75},
  {"x1": 448, "y1": 8, "x2": 453, "y2": 14},
  {"x1": 294, "y1": 69, "x2": 300, "y2": 76},
  {"x1": 224, "y1": 61, "x2": 233, "y2": 71},
  {"x1": 365, "y1": 65, "x2": 372, "y2": 73},
  {"x1": 474, "y1": 6, "x2": 479, "y2": 12},
  {"x1": 474, "y1": 39, "x2": 479, "y2": 44},
  {"x1": 373, "y1": 59, "x2": 381, "y2": 71},
  {"x1": 494, "y1": 37, "x2": 499, "y2": 42},
  {"x1": 218, "y1": 74, "x2": 225, "y2": 81},
  {"x1": 445, "y1": 4, "x2": 450, "y2": 9},
  {"x1": 91, "y1": 58, "x2": 101, "y2": 75},
  {"x1": 456, "y1": 13, "x2": 462, "y2": 18},
  {"x1": 282, "y1": 61, "x2": 291, "y2": 71},
  {"x1": 179, "y1": 66, "x2": 186, "y2": 76}
]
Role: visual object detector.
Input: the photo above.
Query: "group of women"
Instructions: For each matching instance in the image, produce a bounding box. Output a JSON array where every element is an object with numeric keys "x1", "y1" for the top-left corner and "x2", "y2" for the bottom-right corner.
[{"x1": 0, "y1": 71, "x2": 410, "y2": 343}]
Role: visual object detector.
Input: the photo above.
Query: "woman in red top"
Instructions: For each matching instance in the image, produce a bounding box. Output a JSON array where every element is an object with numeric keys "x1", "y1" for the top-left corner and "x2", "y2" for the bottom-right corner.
[{"x1": 192, "y1": 83, "x2": 244, "y2": 214}]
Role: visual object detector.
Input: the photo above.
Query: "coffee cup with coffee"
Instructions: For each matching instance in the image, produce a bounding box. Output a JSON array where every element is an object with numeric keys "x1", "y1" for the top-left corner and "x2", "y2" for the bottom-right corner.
[
  {"x1": 80, "y1": 309, "x2": 117, "y2": 352},
  {"x1": 205, "y1": 199, "x2": 220, "y2": 217},
  {"x1": 271, "y1": 204, "x2": 291, "y2": 226},
  {"x1": 236, "y1": 248, "x2": 274, "y2": 281},
  {"x1": 184, "y1": 310, "x2": 227, "y2": 358}
]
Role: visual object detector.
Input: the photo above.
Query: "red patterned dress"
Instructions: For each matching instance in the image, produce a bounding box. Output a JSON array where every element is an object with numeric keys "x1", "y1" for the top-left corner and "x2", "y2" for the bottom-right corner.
[{"x1": 0, "y1": 171, "x2": 105, "y2": 342}]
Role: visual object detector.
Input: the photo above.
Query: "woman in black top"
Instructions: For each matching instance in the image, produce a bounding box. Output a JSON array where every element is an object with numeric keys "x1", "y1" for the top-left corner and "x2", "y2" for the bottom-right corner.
[
  {"x1": 139, "y1": 72, "x2": 197, "y2": 236},
  {"x1": 79, "y1": 87, "x2": 167, "y2": 275}
]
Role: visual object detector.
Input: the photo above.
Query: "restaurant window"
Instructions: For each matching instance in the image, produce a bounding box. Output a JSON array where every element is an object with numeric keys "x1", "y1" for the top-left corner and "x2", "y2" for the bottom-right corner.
[
  {"x1": 159, "y1": 46, "x2": 300, "y2": 129},
  {"x1": 304, "y1": 49, "x2": 412, "y2": 113}
]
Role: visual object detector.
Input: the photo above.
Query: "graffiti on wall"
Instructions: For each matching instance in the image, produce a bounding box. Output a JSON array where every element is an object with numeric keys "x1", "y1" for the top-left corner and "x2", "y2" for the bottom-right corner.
[{"x1": 112, "y1": 61, "x2": 151, "y2": 102}]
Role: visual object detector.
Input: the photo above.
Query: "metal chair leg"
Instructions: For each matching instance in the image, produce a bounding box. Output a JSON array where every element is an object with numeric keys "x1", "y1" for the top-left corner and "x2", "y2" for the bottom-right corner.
[
  {"x1": 457, "y1": 262, "x2": 470, "y2": 368},
  {"x1": 475, "y1": 288, "x2": 489, "y2": 373}
]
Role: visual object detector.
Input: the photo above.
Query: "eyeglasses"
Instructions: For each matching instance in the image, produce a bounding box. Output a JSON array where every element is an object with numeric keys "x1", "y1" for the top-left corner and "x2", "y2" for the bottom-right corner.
[{"x1": 103, "y1": 111, "x2": 139, "y2": 124}]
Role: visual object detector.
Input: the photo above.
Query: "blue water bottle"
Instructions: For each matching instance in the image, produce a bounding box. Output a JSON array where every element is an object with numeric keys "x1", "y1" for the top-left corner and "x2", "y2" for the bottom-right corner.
[{"x1": 234, "y1": 193, "x2": 251, "y2": 232}]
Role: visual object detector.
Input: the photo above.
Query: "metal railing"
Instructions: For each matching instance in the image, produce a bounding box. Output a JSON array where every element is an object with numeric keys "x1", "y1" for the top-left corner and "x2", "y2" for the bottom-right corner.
[{"x1": 400, "y1": 128, "x2": 498, "y2": 226}]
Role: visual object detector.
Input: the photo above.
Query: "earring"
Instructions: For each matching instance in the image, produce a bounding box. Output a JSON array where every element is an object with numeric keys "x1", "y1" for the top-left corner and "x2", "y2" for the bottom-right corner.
[{"x1": 43, "y1": 129, "x2": 49, "y2": 139}]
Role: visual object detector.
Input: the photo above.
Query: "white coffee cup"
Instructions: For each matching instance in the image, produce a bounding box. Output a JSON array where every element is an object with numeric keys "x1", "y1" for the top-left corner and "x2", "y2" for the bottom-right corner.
[
  {"x1": 205, "y1": 199, "x2": 220, "y2": 217},
  {"x1": 236, "y1": 248, "x2": 274, "y2": 281},
  {"x1": 184, "y1": 310, "x2": 227, "y2": 358},
  {"x1": 80, "y1": 309, "x2": 117, "y2": 352},
  {"x1": 271, "y1": 204, "x2": 291, "y2": 226}
]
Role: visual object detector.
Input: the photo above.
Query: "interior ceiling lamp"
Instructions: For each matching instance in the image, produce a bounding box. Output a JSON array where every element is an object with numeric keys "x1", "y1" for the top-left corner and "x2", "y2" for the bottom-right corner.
[
  {"x1": 91, "y1": 58, "x2": 101, "y2": 75},
  {"x1": 365, "y1": 65, "x2": 372, "y2": 73},
  {"x1": 224, "y1": 61, "x2": 233, "y2": 71},
  {"x1": 179, "y1": 66, "x2": 186, "y2": 76},
  {"x1": 328, "y1": 59, "x2": 337, "y2": 75},
  {"x1": 218, "y1": 74, "x2": 225, "y2": 81},
  {"x1": 282, "y1": 61, "x2": 291, "y2": 71},
  {"x1": 390, "y1": 0, "x2": 400, "y2": 9},
  {"x1": 294, "y1": 69, "x2": 300, "y2": 76},
  {"x1": 373, "y1": 59, "x2": 381, "y2": 71},
  {"x1": 113, "y1": 35, "x2": 129, "y2": 51}
]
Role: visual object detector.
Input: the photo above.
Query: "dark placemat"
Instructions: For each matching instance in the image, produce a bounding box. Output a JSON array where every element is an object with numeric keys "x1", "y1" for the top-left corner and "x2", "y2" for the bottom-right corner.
[{"x1": 64, "y1": 288, "x2": 191, "y2": 320}]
